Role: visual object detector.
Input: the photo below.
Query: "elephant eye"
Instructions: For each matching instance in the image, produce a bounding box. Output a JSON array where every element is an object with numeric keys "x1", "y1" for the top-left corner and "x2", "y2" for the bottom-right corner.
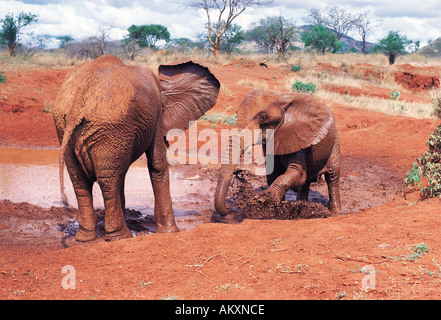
[{"x1": 259, "y1": 113, "x2": 268, "y2": 123}]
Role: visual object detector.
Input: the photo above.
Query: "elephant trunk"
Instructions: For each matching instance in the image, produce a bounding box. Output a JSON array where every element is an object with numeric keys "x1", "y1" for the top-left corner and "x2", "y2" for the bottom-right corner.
[{"x1": 214, "y1": 133, "x2": 245, "y2": 216}]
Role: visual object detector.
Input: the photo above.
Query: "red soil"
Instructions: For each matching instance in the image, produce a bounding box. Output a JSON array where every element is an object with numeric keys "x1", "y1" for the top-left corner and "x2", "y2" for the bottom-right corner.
[
  {"x1": 0, "y1": 60, "x2": 440, "y2": 300},
  {"x1": 395, "y1": 71, "x2": 440, "y2": 92}
]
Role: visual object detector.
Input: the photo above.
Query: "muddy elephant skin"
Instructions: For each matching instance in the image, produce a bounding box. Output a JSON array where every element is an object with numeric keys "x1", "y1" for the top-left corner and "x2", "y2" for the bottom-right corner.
[
  {"x1": 214, "y1": 89, "x2": 341, "y2": 216},
  {"x1": 53, "y1": 55, "x2": 220, "y2": 241}
]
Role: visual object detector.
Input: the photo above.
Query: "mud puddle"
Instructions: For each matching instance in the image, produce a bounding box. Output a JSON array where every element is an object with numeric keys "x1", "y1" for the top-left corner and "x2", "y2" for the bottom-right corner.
[
  {"x1": 0, "y1": 147, "x2": 217, "y2": 244},
  {"x1": 0, "y1": 146, "x2": 406, "y2": 249}
]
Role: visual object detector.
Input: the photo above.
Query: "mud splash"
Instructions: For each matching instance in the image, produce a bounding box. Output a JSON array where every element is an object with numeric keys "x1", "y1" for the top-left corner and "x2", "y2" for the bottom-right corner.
[{"x1": 224, "y1": 169, "x2": 332, "y2": 220}]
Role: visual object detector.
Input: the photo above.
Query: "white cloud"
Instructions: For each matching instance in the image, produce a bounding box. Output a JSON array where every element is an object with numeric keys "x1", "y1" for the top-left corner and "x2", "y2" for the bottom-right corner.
[{"x1": 0, "y1": 0, "x2": 440, "y2": 49}]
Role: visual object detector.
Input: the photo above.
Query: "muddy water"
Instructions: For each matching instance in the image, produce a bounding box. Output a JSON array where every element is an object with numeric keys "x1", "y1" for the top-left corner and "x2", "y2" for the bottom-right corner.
[{"x1": 0, "y1": 147, "x2": 215, "y2": 231}]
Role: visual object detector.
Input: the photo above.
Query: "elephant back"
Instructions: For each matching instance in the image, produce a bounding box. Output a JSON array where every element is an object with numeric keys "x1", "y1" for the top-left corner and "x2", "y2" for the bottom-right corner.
[{"x1": 53, "y1": 55, "x2": 160, "y2": 124}]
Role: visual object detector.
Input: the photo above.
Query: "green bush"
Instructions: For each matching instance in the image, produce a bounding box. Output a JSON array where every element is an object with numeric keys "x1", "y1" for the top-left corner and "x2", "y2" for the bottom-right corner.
[
  {"x1": 405, "y1": 124, "x2": 441, "y2": 198},
  {"x1": 390, "y1": 90, "x2": 400, "y2": 100},
  {"x1": 292, "y1": 80, "x2": 315, "y2": 94},
  {"x1": 291, "y1": 65, "x2": 301, "y2": 72},
  {"x1": 0, "y1": 71, "x2": 6, "y2": 83},
  {"x1": 405, "y1": 87, "x2": 441, "y2": 198}
]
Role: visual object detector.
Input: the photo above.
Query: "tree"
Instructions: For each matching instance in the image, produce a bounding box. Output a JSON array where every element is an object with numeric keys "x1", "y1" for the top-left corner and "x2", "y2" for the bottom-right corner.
[
  {"x1": 414, "y1": 40, "x2": 420, "y2": 52},
  {"x1": 0, "y1": 12, "x2": 38, "y2": 56},
  {"x1": 123, "y1": 40, "x2": 142, "y2": 60},
  {"x1": 219, "y1": 22, "x2": 245, "y2": 54},
  {"x1": 125, "y1": 24, "x2": 170, "y2": 49},
  {"x1": 304, "y1": 5, "x2": 356, "y2": 41},
  {"x1": 302, "y1": 25, "x2": 343, "y2": 55},
  {"x1": 354, "y1": 9, "x2": 381, "y2": 54},
  {"x1": 246, "y1": 20, "x2": 272, "y2": 53},
  {"x1": 304, "y1": 7, "x2": 326, "y2": 26},
  {"x1": 186, "y1": 0, "x2": 273, "y2": 57},
  {"x1": 373, "y1": 31, "x2": 412, "y2": 65},
  {"x1": 96, "y1": 22, "x2": 112, "y2": 56},
  {"x1": 57, "y1": 35, "x2": 74, "y2": 49},
  {"x1": 64, "y1": 36, "x2": 103, "y2": 59},
  {"x1": 248, "y1": 15, "x2": 296, "y2": 57},
  {"x1": 165, "y1": 38, "x2": 201, "y2": 52}
]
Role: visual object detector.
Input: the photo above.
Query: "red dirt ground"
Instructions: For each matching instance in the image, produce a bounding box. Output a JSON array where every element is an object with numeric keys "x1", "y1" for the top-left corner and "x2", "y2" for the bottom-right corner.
[{"x1": 0, "y1": 59, "x2": 440, "y2": 300}]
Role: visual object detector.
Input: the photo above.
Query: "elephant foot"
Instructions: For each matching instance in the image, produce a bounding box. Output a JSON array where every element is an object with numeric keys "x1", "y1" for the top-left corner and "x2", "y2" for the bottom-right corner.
[
  {"x1": 75, "y1": 227, "x2": 97, "y2": 242},
  {"x1": 104, "y1": 225, "x2": 133, "y2": 241},
  {"x1": 258, "y1": 187, "x2": 285, "y2": 203},
  {"x1": 155, "y1": 222, "x2": 180, "y2": 233},
  {"x1": 329, "y1": 204, "x2": 341, "y2": 215}
]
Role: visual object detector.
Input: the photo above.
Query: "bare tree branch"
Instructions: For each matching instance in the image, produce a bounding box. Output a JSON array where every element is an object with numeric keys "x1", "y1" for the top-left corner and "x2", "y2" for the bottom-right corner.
[
  {"x1": 354, "y1": 9, "x2": 381, "y2": 54},
  {"x1": 186, "y1": 0, "x2": 273, "y2": 56},
  {"x1": 304, "y1": 5, "x2": 357, "y2": 41}
]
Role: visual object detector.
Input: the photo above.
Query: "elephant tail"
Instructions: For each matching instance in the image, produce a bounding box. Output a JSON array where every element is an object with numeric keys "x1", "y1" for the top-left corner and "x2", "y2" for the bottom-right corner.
[{"x1": 58, "y1": 123, "x2": 77, "y2": 207}]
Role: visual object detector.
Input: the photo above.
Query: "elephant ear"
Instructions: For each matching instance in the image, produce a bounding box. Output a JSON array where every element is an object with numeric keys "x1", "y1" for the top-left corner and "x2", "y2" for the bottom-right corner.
[
  {"x1": 272, "y1": 93, "x2": 335, "y2": 155},
  {"x1": 158, "y1": 61, "x2": 220, "y2": 133}
]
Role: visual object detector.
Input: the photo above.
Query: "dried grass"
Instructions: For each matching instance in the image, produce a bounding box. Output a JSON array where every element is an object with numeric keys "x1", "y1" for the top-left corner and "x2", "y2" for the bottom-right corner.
[
  {"x1": 316, "y1": 90, "x2": 432, "y2": 118},
  {"x1": 1, "y1": 48, "x2": 440, "y2": 119},
  {"x1": 236, "y1": 78, "x2": 269, "y2": 90}
]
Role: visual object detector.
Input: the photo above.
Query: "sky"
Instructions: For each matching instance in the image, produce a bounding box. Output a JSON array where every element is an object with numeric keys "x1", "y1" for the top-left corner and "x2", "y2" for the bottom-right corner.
[{"x1": 0, "y1": 0, "x2": 440, "y2": 49}]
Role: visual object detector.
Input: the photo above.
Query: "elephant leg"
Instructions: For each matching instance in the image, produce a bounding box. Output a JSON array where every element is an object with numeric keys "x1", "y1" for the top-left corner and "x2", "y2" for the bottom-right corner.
[
  {"x1": 146, "y1": 142, "x2": 180, "y2": 233},
  {"x1": 97, "y1": 171, "x2": 133, "y2": 241},
  {"x1": 266, "y1": 152, "x2": 307, "y2": 201},
  {"x1": 265, "y1": 155, "x2": 284, "y2": 187},
  {"x1": 267, "y1": 164, "x2": 307, "y2": 201},
  {"x1": 64, "y1": 151, "x2": 97, "y2": 242},
  {"x1": 325, "y1": 170, "x2": 341, "y2": 214},
  {"x1": 297, "y1": 181, "x2": 310, "y2": 202},
  {"x1": 74, "y1": 181, "x2": 97, "y2": 242},
  {"x1": 324, "y1": 140, "x2": 341, "y2": 214}
]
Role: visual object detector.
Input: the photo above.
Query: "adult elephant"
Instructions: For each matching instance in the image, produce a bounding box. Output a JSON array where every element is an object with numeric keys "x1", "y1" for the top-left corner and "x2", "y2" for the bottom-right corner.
[
  {"x1": 53, "y1": 55, "x2": 220, "y2": 242},
  {"x1": 214, "y1": 89, "x2": 341, "y2": 216}
]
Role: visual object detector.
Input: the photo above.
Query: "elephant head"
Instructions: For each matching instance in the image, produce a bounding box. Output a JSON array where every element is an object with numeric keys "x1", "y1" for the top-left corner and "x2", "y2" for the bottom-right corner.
[{"x1": 214, "y1": 89, "x2": 336, "y2": 216}]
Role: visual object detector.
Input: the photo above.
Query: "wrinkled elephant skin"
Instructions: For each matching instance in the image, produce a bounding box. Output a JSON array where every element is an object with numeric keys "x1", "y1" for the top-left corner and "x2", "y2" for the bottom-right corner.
[
  {"x1": 53, "y1": 55, "x2": 220, "y2": 241},
  {"x1": 215, "y1": 89, "x2": 341, "y2": 216}
]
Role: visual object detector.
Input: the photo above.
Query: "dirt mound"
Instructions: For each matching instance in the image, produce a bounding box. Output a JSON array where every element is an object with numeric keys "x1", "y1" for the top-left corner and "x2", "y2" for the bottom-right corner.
[
  {"x1": 225, "y1": 169, "x2": 333, "y2": 221},
  {"x1": 242, "y1": 198, "x2": 332, "y2": 220},
  {"x1": 395, "y1": 72, "x2": 440, "y2": 92}
]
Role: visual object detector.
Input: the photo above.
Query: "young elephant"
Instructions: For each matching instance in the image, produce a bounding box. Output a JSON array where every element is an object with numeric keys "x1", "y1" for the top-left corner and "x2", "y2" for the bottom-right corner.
[
  {"x1": 214, "y1": 89, "x2": 341, "y2": 215},
  {"x1": 53, "y1": 55, "x2": 220, "y2": 241}
]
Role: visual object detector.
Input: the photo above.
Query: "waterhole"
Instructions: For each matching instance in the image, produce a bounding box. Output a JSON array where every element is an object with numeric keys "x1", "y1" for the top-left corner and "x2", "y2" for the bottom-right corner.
[{"x1": 0, "y1": 146, "x2": 215, "y2": 233}]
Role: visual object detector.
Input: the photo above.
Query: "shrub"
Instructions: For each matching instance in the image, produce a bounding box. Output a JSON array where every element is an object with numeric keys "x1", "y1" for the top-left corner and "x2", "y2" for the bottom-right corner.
[
  {"x1": 405, "y1": 125, "x2": 441, "y2": 198},
  {"x1": 405, "y1": 89, "x2": 441, "y2": 198},
  {"x1": 292, "y1": 80, "x2": 315, "y2": 93},
  {"x1": 390, "y1": 90, "x2": 400, "y2": 100},
  {"x1": 0, "y1": 71, "x2": 6, "y2": 83},
  {"x1": 291, "y1": 65, "x2": 301, "y2": 72},
  {"x1": 413, "y1": 243, "x2": 430, "y2": 256}
]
